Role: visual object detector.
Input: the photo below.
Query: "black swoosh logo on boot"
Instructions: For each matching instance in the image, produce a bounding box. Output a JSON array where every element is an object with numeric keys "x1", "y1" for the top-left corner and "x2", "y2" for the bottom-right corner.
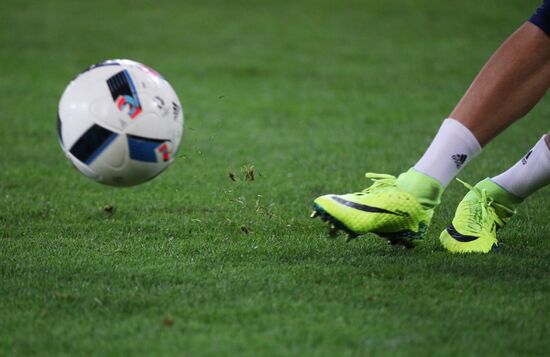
[
  {"x1": 330, "y1": 196, "x2": 404, "y2": 216},
  {"x1": 446, "y1": 224, "x2": 479, "y2": 242}
]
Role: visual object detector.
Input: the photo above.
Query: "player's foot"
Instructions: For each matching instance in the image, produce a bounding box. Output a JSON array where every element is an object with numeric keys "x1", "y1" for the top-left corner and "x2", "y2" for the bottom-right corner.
[
  {"x1": 311, "y1": 169, "x2": 443, "y2": 248},
  {"x1": 439, "y1": 178, "x2": 518, "y2": 253}
]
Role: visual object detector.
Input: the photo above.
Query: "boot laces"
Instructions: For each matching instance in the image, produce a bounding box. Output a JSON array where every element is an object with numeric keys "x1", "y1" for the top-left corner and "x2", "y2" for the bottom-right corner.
[
  {"x1": 354, "y1": 173, "x2": 397, "y2": 196},
  {"x1": 456, "y1": 178, "x2": 513, "y2": 232}
]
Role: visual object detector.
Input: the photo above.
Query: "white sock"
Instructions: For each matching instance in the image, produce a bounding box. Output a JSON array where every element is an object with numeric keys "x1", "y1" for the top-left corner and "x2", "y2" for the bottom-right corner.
[
  {"x1": 413, "y1": 118, "x2": 481, "y2": 187},
  {"x1": 492, "y1": 135, "x2": 550, "y2": 198}
]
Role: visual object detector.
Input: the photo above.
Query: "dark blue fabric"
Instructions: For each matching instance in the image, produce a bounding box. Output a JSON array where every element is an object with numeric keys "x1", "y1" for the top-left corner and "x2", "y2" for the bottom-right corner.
[
  {"x1": 69, "y1": 124, "x2": 118, "y2": 165},
  {"x1": 530, "y1": 0, "x2": 550, "y2": 37},
  {"x1": 127, "y1": 135, "x2": 164, "y2": 163}
]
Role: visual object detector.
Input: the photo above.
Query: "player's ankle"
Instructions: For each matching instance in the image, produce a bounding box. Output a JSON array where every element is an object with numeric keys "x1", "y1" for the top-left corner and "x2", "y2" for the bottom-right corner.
[
  {"x1": 475, "y1": 178, "x2": 523, "y2": 218},
  {"x1": 396, "y1": 168, "x2": 444, "y2": 210}
]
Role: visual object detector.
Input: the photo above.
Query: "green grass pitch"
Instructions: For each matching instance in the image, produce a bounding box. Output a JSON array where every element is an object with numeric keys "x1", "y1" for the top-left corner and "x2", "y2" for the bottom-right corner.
[{"x1": 2, "y1": 0, "x2": 550, "y2": 355}]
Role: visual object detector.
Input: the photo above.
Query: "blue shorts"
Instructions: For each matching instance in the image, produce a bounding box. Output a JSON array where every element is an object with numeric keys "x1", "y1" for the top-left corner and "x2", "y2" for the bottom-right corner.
[{"x1": 530, "y1": 0, "x2": 550, "y2": 37}]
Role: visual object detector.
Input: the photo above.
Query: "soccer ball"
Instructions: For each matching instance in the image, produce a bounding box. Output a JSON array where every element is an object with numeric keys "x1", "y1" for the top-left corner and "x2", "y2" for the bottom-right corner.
[{"x1": 57, "y1": 59, "x2": 184, "y2": 187}]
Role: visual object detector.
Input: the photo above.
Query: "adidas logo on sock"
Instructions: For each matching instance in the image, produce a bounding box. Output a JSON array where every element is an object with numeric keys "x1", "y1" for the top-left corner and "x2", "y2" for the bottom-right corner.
[
  {"x1": 521, "y1": 150, "x2": 533, "y2": 165},
  {"x1": 452, "y1": 154, "x2": 467, "y2": 169}
]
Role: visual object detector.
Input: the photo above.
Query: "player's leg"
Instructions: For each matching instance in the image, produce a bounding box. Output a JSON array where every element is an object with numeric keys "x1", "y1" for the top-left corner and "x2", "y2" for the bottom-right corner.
[
  {"x1": 451, "y1": 22, "x2": 550, "y2": 147},
  {"x1": 312, "y1": 3, "x2": 550, "y2": 246},
  {"x1": 415, "y1": 21, "x2": 550, "y2": 188},
  {"x1": 439, "y1": 3, "x2": 550, "y2": 253},
  {"x1": 414, "y1": 19, "x2": 550, "y2": 191},
  {"x1": 440, "y1": 132, "x2": 550, "y2": 253}
]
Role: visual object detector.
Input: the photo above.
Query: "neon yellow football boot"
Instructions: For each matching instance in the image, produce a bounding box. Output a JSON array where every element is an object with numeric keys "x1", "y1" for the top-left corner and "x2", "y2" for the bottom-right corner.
[
  {"x1": 311, "y1": 169, "x2": 443, "y2": 247},
  {"x1": 439, "y1": 178, "x2": 520, "y2": 253}
]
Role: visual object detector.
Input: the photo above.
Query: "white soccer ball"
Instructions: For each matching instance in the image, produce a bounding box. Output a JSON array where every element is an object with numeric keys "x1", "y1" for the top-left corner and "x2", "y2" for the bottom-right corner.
[{"x1": 57, "y1": 59, "x2": 184, "y2": 186}]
